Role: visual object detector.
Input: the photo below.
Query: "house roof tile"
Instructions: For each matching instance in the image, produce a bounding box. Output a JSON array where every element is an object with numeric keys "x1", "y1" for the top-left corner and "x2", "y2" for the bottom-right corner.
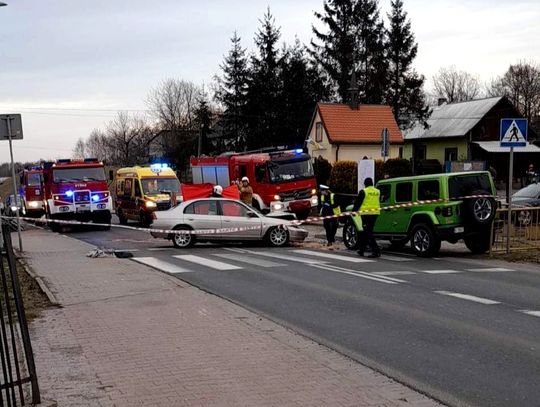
[{"x1": 317, "y1": 103, "x2": 403, "y2": 144}]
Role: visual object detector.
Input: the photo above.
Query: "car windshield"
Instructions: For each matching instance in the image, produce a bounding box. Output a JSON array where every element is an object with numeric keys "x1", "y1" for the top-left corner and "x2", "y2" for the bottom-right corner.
[
  {"x1": 53, "y1": 167, "x2": 106, "y2": 182},
  {"x1": 141, "y1": 177, "x2": 180, "y2": 195},
  {"x1": 513, "y1": 183, "x2": 540, "y2": 199},
  {"x1": 448, "y1": 174, "x2": 492, "y2": 199},
  {"x1": 268, "y1": 158, "x2": 314, "y2": 183}
]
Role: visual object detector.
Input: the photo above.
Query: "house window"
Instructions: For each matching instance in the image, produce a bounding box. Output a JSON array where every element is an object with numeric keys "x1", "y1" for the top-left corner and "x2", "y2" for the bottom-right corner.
[
  {"x1": 414, "y1": 145, "x2": 426, "y2": 161},
  {"x1": 445, "y1": 148, "x2": 458, "y2": 162},
  {"x1": 315, "y1": 122, "x2": 323, "y2": 143}
]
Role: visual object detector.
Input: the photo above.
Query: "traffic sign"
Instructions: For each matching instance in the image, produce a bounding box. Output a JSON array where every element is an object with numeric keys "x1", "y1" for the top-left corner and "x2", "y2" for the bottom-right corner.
[
  {"x1": 500, "y1": 118, "x2": 527, "y2": 147},
  {"x1": 0, "y1": 114, "x2": 23, "y2": 140}
]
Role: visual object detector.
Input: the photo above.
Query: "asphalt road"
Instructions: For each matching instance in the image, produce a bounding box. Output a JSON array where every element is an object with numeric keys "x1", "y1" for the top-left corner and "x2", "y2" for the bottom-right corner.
[{"x1": 64, "y1": 219, "x2": 540, "y2": 407}]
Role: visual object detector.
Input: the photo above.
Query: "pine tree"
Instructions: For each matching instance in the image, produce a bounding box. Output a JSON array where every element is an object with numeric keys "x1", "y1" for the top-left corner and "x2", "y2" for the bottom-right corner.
[
  {"x1": 386, "y1": 0, "x2": 429, "y2": 128},
  {"x1": 244, "y1": 7, "x2": 282, "y2": 149},
  {"x1": 194, "y1": 89, "x2": 213, "y2": 155},
  {"x1": 278, "y1": 40, "x2": 330, "y2": 147},
  {"x1": 311, "y1": 0, "x2": 387, "y2": 104},
  {"x1": 214, "y1": 32, "x2": 249, "y2": 151}
]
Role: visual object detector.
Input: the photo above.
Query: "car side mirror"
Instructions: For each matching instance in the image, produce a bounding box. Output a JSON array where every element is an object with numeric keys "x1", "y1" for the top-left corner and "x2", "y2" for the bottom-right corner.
[
  {"x1": 247, "y1": 211, "x2": 258, "y2": 218},
  {"x1": 109, "y1": 170, "x2": 114, "y2": 181}
]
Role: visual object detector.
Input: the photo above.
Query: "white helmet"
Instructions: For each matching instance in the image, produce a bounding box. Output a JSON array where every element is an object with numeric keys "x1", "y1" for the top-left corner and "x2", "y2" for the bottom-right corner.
[
  {"x1": 241, "y1": 176, "x2": 249, "y2": 183},
  {"x1": 213, "y1": 185, "x2": 223, "y2": 195}
]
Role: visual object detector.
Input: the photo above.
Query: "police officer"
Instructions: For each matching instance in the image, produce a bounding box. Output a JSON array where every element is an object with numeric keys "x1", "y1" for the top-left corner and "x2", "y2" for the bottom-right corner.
[
  {"x1": 352, "y1": 177, "x2": 381, "y2": 257},
  {"x1": 319, "y1": 184, "x2": 340, "y2": 247}
]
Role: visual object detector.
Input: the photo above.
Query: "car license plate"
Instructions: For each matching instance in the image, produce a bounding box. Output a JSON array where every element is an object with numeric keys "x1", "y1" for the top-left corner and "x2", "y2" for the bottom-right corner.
[
  {"x1": 76, "y1": 206, "x2": 89, "y2": 213},
  {"x1": 454, "y1": 227, "x2": 464, "y2": 233}
]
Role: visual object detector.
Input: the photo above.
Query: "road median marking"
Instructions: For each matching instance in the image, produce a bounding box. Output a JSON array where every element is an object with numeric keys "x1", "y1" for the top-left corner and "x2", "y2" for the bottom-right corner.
[
  {"x1": 465, "y1": 268, "x2": 514, "y2": 272},
  {"x1": 435, "y1": 291, "x2": 500, "y2": 305},
  {"x1": 417, "y1": 269, "x2": 462, "y2": 274},
  {"x1": 312, "y1": 264, "x2": 406, "y2": 284}
]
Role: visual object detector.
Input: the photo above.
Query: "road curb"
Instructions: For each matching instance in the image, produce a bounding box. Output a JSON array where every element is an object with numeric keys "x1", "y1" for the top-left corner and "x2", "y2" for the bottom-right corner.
[{"x1": 15, "y1": 253, "x2": 61, "y2": 307}]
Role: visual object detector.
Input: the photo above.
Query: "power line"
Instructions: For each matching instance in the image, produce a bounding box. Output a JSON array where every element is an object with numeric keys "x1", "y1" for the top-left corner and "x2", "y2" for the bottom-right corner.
[{"x1": 1, "y1": 106, "x2": 154, "y2": 112}]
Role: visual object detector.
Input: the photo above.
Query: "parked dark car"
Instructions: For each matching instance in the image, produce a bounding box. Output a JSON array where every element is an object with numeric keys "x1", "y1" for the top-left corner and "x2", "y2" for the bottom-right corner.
[{"x1": 511, "y1": 183, "x2": 540, "y2": 226}]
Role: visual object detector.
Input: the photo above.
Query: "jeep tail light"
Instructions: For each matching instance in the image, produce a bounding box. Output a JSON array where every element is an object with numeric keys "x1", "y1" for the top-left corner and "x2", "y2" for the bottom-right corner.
[{"x1": 442, "y1": 207, "x2": 453, "y2": 217}]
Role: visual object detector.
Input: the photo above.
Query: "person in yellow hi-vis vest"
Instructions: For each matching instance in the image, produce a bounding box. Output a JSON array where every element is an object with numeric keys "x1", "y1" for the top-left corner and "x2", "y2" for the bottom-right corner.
[
  {"x1": 352, "y1": 177, "x2": 381, "y2": 258},
  {"x1": 319, "y1": 185, "x2": 341, "y2": 247}
]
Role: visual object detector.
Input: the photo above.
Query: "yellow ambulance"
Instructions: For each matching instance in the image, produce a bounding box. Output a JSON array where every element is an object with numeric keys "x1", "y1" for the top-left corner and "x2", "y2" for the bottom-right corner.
[{"x1": 115, "y1": 164, "x2": 180, "y2": 226}]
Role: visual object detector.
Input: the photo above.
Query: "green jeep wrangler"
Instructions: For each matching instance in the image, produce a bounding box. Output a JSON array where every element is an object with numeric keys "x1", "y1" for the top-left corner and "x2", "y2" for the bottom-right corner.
[{"x1": 343, "y1": 171, "x2": 497, "y2": 257}]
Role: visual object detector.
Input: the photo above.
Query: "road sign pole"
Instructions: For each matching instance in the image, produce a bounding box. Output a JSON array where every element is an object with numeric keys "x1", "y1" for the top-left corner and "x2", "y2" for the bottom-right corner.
[
  {"x1": 6, "y1": 116, "x2": 23, "y2": 252},
  {"x1": 506, "y1": 147, "x2": 514, "y2": 254}
]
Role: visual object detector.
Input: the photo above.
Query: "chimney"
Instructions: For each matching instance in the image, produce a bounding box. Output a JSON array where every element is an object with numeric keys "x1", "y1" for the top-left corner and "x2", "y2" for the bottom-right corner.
[
  {"x1": 437, "y1": 97, "x2": 447, "y2": 106},
  {"x1": 347, "y1": 72, "x2": 359, "y2": 110}
]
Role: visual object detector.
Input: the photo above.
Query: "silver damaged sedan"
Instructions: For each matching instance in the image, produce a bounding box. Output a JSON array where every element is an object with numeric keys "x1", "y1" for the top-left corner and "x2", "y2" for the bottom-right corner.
[{"x1": 150, "y1": 198, "x2": 308, "y2": 248}]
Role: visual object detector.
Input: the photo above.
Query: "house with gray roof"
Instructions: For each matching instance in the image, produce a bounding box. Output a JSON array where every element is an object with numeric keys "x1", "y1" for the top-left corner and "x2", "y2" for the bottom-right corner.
[{"x1": 403, "y1": 96, "x2": 539, "y2": 180}]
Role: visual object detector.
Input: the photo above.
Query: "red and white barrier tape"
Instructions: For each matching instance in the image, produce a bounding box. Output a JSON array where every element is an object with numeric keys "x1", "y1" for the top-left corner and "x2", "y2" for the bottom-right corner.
[{"x1": 0, "y1": 194, "x2": 496, "y2": 235}]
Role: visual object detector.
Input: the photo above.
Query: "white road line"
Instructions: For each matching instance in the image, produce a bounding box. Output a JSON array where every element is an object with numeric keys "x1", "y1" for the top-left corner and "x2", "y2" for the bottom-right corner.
[
  {"x1": 384, "y1": 251, "x2": 416, "y2": 257},
  {"x1": 435, "y1": 291, "x2": 501, "y2": 305},
  {"x1": 233, "y1": 250, "x2": 323, "y2": 264},
  {"x1": 311, "y1": 264, "x2": 401, "y2": 284},
  {"x1": 173, "y1": 255, "x2": 242, "y2": 270},
  {"x1": 213, "y1": 253, "x2": 285, "y2": 268},
  {"x1": 114, "y1": 248, "x2": 139, "y2": 252},
  {"x1": 324, "y1": 264, "x2": 407, "y2": 283},
  {"x1": 132, "y1": 257, "x2": 193, "y2": 274},
  {"x1": 518, "y1": 310, "x2": 540, "y2": 318},
  {"x1": 292, "y1": 250, "x2": 374, "y2": 263},
  {"x1": 372, "y1": 271, "x2": 416, "y2": 276},
  {"x1": 147, "y1": 247, "x2": 171, "y2": 251},
  {"x1": 417, "y1": 269, "x2": 462, "y2": 274},
  {"x1": 379, "y1": 254, "x2": 414, "y2": 262},
  {"x1": 465, "y1": 267, "x2": 514, "y2": 272}
]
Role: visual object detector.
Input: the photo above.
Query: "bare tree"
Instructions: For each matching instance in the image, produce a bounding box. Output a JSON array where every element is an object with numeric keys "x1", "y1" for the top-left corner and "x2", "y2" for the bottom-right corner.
[
  {"x1": 432, "y1": 66, "x2": 481, "y2": 103},
  {"x1": 487, "y1": 61, "x2": 540, "y2": 124},
  {"x1": 72, "y1": 137, "x2": 86, "y2": 159},
  {"x1": 146, "y1": 79, "x2": 202, "y2": 176}
]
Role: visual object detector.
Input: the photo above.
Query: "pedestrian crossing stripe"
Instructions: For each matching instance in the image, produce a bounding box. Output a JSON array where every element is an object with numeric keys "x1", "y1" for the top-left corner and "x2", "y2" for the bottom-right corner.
[{"x1": 500, "y1": 118, "x2": 528, "y2": 147}]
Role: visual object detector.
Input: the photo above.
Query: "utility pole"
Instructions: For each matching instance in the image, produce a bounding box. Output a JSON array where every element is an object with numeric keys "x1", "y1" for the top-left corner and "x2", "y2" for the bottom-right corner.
[{"x1": 6, "y1": 116, "x2": 23, "y2": 251}]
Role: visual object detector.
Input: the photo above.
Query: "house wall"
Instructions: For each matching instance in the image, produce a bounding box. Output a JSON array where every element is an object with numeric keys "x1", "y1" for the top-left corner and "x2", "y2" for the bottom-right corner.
[
  {"x1": 403, "y1": 138, "x2": 468, "y2": 162},
  {"x1": 307, "y1": 111, "x2": 402, "y2": 164}
]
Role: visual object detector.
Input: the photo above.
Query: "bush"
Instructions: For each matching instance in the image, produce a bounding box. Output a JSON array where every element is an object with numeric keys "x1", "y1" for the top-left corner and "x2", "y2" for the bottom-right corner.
[
  {"x1": 329, "y1": 161, "x2": 358, "y2": 195},
  {"x1": 378, "y1": 158, "x2": 412, "y2": 179},
  {"x1": 313, "y1": 156, "x2": 332, "y2": 186}
]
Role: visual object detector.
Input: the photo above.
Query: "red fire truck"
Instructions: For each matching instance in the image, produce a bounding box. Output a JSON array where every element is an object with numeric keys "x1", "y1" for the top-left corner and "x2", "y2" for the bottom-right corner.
[
  {"x1": 190, "y1": 149, "x2": 318, "y2": 218},
  {"x1": 20, "y1": 167, "x2": 45, "y2": 218},
  {"x1": 41, "y1": 159, "x2": 112, "y2": 230}
]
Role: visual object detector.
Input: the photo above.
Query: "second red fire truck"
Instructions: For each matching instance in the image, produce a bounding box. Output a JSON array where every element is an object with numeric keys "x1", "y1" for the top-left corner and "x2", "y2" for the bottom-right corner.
[{"x1": 190, "y1": 149, "x2": 318, "y2": 219}]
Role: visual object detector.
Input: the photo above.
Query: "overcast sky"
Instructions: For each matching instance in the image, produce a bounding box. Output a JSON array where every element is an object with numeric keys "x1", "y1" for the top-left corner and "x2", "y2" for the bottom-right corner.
[{"x1": 1, "y1": 0, "x2": 539, "y2": 163}]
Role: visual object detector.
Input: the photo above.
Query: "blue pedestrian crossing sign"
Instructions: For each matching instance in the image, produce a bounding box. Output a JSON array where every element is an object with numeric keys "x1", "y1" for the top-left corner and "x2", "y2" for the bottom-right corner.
[{"x1": 500, "y1": 118, "x2": 528, "y2": 147}]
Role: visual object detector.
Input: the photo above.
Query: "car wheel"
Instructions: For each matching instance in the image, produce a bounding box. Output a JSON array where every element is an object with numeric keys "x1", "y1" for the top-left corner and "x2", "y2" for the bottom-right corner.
[
  {"x1": 171, "y1": 225, "x2": 195, "y2": 248},
  {"x1": 117, "y1": 209, "x2": 128, "y2": 225},
  {"x1": 139, "y1": 211, "x2": 151, "y2": 228},
  {"x1": 464, "y1": 233, "x2": 491, "y2": 254},
  {"x1": 463, "y1": 190, "x2": 496, "y2": 226},
  {"x1": 266, "y1": 226, "x2": 289, "y2": 247},
  {"x1": 410, "y1": 223, "x2": 441, "y2": 257},
  {"x1": 343, "y1": 219, "x2": 359, "y2": 250}
]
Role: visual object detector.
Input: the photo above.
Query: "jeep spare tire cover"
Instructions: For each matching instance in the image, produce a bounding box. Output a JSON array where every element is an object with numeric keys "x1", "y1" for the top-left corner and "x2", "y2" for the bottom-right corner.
[{"x1": 462, "y1": 190, "x2": 496, "y2": 225}]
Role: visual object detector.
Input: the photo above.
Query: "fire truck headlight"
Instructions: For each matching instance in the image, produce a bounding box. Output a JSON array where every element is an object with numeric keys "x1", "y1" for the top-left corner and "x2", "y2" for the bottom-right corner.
[
  {"x1": 145, "y1": 201, "x2": 157, "y2": 208},
  {"x1": 311, "y1": 189, "x2": 317, "y2": 195},
  {"x1": 28, "y1": 201, "x2": 39, "y2": 208},
  {"x1": 92, "y1": 194, "x2": 100, "y2": 202},
  {"x1": 65, "y1": 190, "x2": 74, "y2": 198},
  {"x1": 273, "y1": 195, "x2": 281, "y2": 201}
]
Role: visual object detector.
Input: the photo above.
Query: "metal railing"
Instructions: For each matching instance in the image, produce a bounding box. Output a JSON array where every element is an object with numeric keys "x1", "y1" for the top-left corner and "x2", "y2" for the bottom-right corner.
[
  {"x1": 0, "y1": 220, "x2": 40, "y2": 405},
  {"x1": 491, "y1": 206, "x2": 540, "y2": 253}
]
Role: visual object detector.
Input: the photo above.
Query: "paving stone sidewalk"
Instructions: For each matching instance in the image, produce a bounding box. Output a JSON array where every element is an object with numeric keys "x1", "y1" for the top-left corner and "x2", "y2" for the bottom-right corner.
[{"x1": 22, "y1": 228, "x2": 441, "y2": 407}]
